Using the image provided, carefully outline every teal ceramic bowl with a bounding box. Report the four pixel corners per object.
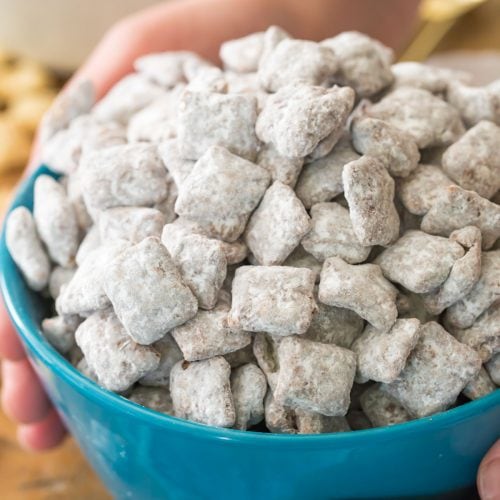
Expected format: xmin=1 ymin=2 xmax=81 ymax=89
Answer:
xmin=1 ymin=166 xmax=499 ymax=500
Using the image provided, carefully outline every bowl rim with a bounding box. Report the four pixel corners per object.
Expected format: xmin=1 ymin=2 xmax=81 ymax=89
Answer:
xmin=1 ymin=165 xmax=499 ymax=448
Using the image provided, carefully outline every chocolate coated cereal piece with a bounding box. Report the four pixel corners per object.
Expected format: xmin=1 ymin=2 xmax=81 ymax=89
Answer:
xmin=177 ymin=90 xmax=259 ymax=161
xmin=57 ymin=240 xmax=130 ymax=316
xmin=486 ymin=354 xmax=500 ymax=385
xmin=447 ymin=79 xmax=500 ymax=127
xmin=450 ymin=303 xmax=500 ymax=362
xmin=93 ymin=74 xmax=164 ymax=124
xmin=360 ymin=384 xmax=411 ymax=427
xmin=129 ymin=386 xmax=173 ymax=414
xmin=228 ymin=266 xmax=317 ymax=336
xmin=302 ymin=202 xmax=372 ymax=264
xmin=257 ymin=144 xmax=304 ymax=187
xmin=224 ymin=343 xmax=257 ymax=368
xmin=170 ymin=357 xmax=235 ymax=427
xmin=103 ymin=237 xmax=198 ymax=345
xmin=259 ymin=39 xmax=338 ymax=92
xmin=367 ymin=87 xmax=465 ymax=148
xmin=274 ymin=336 xmax=356 ymax=416
xmin=41 ymin=315 xmax=81 ymax=354
xmin=295 ymin=135 xmax=360 ymax=209
xmin=351 ymin=117 xmax=420 ymax=178
xmin=421 ymin=186 xmax=500 ymax=250
xmin=34 ymin=175 xmax=79 ymax=267
xmin=422 ymin=227 xmax=482 ymax=315
xmin=264 ymin=391 xmax=297 ymax=434
xmin=322 ymin=31 xmax=393 ymax=97
xmin=244 ymin=181 xmax=311 ymax=266
xmin=295 ymin=411 xmax=351 ymax=434
xmin=6 ymin=207 xmax=50 ymax=291
xmin=441 ymin=120 xmax=500 ymax=199
xmin=175 ymin=146 xmax=270 ymax=242
xmin=283 ymin=246 xmax=322 ymax=282
xmin=139 ymin=334 xmax=183 ymax=388
xmin=80 ymin=144 xmax=169 ymax=216
xmin=220 ymin=32 xmax=265 ymax=73
xmin=375 ymin=230 xmax=465 ymax=294
xmin=172 ymin=302 xmax=251 ymax=361
xmin=397 ymin=164 xmax=455 ymax=216
xmin=381 ymin=322 xmax=481 ymax=418
xmin=318 ymin=257 xmax=398 ymax=333
xmin=256 ymin=84 xmax=355 ymax=159
xmin=462 ymin=367 xmax=496 ymax=400
xmin=352 ymin=319 xmax=421 ymax=383
xmin=75 ymin=309 xmax=160 ymax=393
xmin=346 ymin=410 xmax=373 ymax=431
xmin=98 ymin=207 xmax=165 ymax=244
xmin=231 ymin=363 xmax=267 ymax=430
xmin=48 ymin=266 xmax=76 ymax=300
xmin=343 ymin=156 xmax=400 ymax=246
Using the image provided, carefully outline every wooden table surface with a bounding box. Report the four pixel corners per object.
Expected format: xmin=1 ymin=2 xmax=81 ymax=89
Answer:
xmin=0 ymin=1 xmax=499 ymax=497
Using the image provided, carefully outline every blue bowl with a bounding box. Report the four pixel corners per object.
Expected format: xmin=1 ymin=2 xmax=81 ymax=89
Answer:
xmin=1 ymin=166 xmax=499 ymax=500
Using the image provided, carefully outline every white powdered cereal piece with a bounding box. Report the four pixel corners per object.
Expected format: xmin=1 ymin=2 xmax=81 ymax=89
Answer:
xmin=93 ymin=74 xmax=164 ymax=124
xmin=75 ymin=309 xmax=160 ymax=393
xmin=283 ymin=246 xmax=322 ymax=282
xmin=163 ymin=232 xmax=226 ymax=309
xmin=351 ymin=117 xmax=420 ymax=178
xmin=139 ymin=334 xmax=183 ymax=388
xmin=375 ymin=230 xmax=465 ymax=294
xmin=76 ymin=357 xmax=98 ymax=382
xmin=397 ymin=164 xmax=456 ymax=216
xmin=462 ymin=367 xmax=496 ymax=400
xmin=381 ymin=322 xmax=481 ymax=418
xmin=75 ymin=225 xmax=101 ymax=266
xmin=186 ymin=66 xmax=227 ymax=93
xmin=6 ymin=207 xmax=50 ymax=291
xmin=450 ymin=303 xmax=500 ymax=362
xmin=171 ymin=302 xmax=251 ymax=361
xmin=80 ymin=144 xmax=169 ymax=216
xmin=352 ymin=319 xmax=421 ymax=383
xmin=224 ymin=343 xmax=257 ymax=369
xmin=360 ymin=384 xmax=411 ymax=427
xmin=421 ymin=186 xmax=500 ymax=249
xmin=157 ymin=139 xmax=195 ymax=189
xmin=319 ymin=257 xmax=398 ymax=333
xmin=264 ymin=391 xmax=297 ymax=434
xmin=302 ymin=202 xmax=372 ymax=264
xmin=228 ymin=266 xmax=317 ymax=336
xmin=486 ymin=354 xmax=500 ymax=385
xmin=177 ymin=90 xmax=259 ymax=161
xmin=391 ymin=62 xmax=470 ymax=94
xmin=257 ymin=143 xmax=304 ymax=187
xmin=447 ymin=79 xmax=500 ymax=127
xmin=244 ymin=181 xmax=311 ymax=266
xmin=66 ymin=170 xmax=93 ymax=231
xmin=259 ymin=39 xmax=338 ymax=92
xmin=175 ymin=146 xmax=270 ymax=242
xmin=170 ymin=357 xmax=235 ymax=427
xmin=129 ymin=386 xmax=173 ymax=414
xmin=48 ymin=266 xmax=76 ymax=300
xmin=367 ymin=87 xmax=465 ymax=148
xmin=343 ymin=156 xmax=400 ymax=246
xmin=295 ymin=410 xmax=351 ymax=434
xmin=441 ymin=120 xmax=500 ymax=199
xmin=103 ymin=237 xmax=198 ymax=345
xmin=274 ymin=336 xmax=356 ymax=416
xmin=422 ymin=227 xmax=482 ymax=315
xmin=256 ymin=84 xmax=355 ymax=158
xmin=98 ymin=207 xmax=165 ymax=244
xmin=253 ymin=333 xmax=282 ymax=391
xmin=41 ymin=315 xmax=81 ymax=354
xmin=295 ymin=135 xmax=360 ymax=209
xmin=57 ymin=240 xmax=130 ymax=316
xmin=231 ymin=363 xmax=267 ymax=430
xmin=322 ymin=31 xmax=394 ymax=97
xmin=33 ymin=175 xmax=79 ymax=267
xmin=220 ymin=32 xmax=265 ymax=73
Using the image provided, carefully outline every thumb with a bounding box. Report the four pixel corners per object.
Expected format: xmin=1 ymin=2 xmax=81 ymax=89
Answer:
xmin=478 ymin=439 xmax=500 ymax=500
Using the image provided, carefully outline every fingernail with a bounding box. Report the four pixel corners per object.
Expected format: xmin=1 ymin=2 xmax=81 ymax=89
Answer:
xmin=479 ymin=458 xmax=500 ymax=500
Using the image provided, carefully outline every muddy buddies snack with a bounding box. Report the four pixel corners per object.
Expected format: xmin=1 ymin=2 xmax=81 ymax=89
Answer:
xmin=7 ymin=26 xmax=498 ymax=434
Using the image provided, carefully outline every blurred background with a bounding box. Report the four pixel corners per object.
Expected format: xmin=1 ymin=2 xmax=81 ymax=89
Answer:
xmin=0 ymin=0 xmax=498 ymax=498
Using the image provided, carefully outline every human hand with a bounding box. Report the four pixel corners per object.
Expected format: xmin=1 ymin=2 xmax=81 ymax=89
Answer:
xmin=478 ymin=440 xmax=500 ymax=500
xmin=0 ymin=0 xmax=419 ymax=450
